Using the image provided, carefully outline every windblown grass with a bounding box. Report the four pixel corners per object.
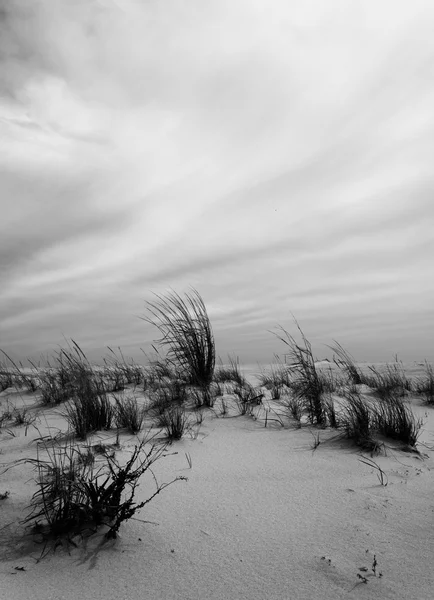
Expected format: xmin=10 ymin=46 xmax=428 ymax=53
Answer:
xmin=0 ymin=364 xmax=14 ymax=393
xmin=39 ymin=342 xmax=97 ymax=405
xmin=329 ymin=341 xmax=365 ymax=385
xmin=338 ymin=385 xmax=421 ymax=451
xmin=415 ymin=361 xmax=434 ymax=405
xmin=364 ymin=361 xmax=413 ymax=399
xmin=0 ymin=351 xmax=40 ymax=392
xmin=374 ymin=392 xmax=422 ymax=447
xmin=340 ymin=388 xmax=377 ymax=452
xmin=105 ymin=347 xmax=144 ymax=387
xmin=214 ymin=356 xmax=246 ymax=387
xmin=257 ymin=360 xmax=293 ymax=397
xmin=273 ymin=321 xmax=327 ymax=426
xmin=142 ymin=288 xmax=215 ymax=388
xmin=40 ymin=370 xmax=74 ymax=405
xmin=64 ymin=376 xmax=114 ymax=439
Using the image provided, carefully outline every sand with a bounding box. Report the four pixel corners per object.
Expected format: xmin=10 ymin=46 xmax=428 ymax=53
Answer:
xmin=0 ymin=378 xmax=433 ymax=600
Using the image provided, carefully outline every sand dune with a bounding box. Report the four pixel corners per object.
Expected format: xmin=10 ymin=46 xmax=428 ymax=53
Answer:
xmin=0 ymin=371 xmax=433 ymax=600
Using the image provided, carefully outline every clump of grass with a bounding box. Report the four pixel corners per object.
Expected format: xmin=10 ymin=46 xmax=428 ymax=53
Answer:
xmin=40 ymin=370 xmax=74 ymax=405
xmin=102 ymin=365 xmax=126 ymax=393
xmin=340 ymin=388 xmax=378 ymax=452
xmin=0 ymin=402 xmax=36 ymax=432
xmin=273 ymin=321 xmax=326 ymax=426
xmin=157 ymin=405 xmax=190 ymax=441
xmin=374 ymin=393 xmax=422 ymax=447
xmin=232 ymin=383 xmax=263 ymax=416
xmin=365 ymin=360 xmax=413 ymax=399
xmin=104 ymin=347 xmax=144 ymax=387
xmin=0 ymin=365 xmax=14 ymax=392
xmin=114 ymin=395 xmax=145 ymax=434
xmin=280 ymin=396 xmax=304 ymax=427
xmin=147 ymin=380 xmax=187 ymax=418
xmin=0 ymin=402 xmax=14 ymax=427
xmin=337 ymin=384 xmax=421 ymax=451
xmin=39 ymin=341 xmax=101 ymax=406
xmin=318 ymin=367 xmax=341 ymax=394
xmin=214 ymin=357 xmax=246 ymax=387
xmin=257 ymin=360 xmax=293 ymax=391
xmin=415 ymin=361 xmax=434 ymax=405
xmin=323 ymin=396 xmax=340 ymax=428
xmin=12 ymin=406 xmax=36 ymax=428
xmin=145 ymin=356 xmax=180 ymax=384
xmin=190 ymin=385 xmax=216 ymax=409
xmin=64 ymin=379 xmax=114 ymax=439
xmin=17 ymin=434 xmax=186 ymax=555
xmin=329 ymin=342 xmax=365 ymax=385
xmin=76 ymin=445 xmax=96 ymax=468
xmin=142 ymin=288 xmax=215 ymax=389
xmin=0 ymin=351 xmax=40 ymax=393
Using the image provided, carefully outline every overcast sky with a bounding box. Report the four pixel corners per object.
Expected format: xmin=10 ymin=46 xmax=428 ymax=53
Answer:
xmin=1 ymin=0 xmax=434 ymax=365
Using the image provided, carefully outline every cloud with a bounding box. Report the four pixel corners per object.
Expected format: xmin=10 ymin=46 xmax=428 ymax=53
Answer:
xmin=1 ymin=0 xmax=434 ymax=363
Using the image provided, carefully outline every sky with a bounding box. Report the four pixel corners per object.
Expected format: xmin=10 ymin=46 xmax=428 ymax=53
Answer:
xmin=1 ymin=0 xmax=434 ymax=366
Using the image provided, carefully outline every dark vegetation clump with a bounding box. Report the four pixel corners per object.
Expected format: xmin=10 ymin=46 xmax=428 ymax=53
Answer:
xmin=273 ymin=321 xmax=327 ymax=426
xmin=214 ymin=357 xmax=246 ymax=387
xmin=142 ymin=288 xmax=215 ymax=389
xmin=14 ymin=434 xmax=185 ymax=556
xmin=415 ymin=361 xmax=434 ymax=405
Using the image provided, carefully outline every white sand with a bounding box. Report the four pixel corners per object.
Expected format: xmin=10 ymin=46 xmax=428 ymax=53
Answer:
xmin=0 ymin=385 xmax=433 ymax=600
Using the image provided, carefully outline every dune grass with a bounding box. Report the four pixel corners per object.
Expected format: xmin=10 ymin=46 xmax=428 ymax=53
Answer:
xmin=156 ymin=404 xmax=191 ymax=441
xmin=1 ymin=298 xmax=431 ymax=562
xmin=363 ymin=362 xmax=413 ymax=399
xmin=273 ymin=321 xmax=327 ymax=426
xmin=190 ymin=385 xmax=216 ymax=409
xmin=104 ymin=347 xmax=144 ymax=388
xmin=415 ymin=361 xmax=434 ymax=405
xmin=214 ymin=356 xmax=247 ymax=387
xmin=340 ymin=388 xmax=377 ymax=451
xmin=374 ymin=392 xmax=422 ymax=447
xmin=232 ymin=382 xmax=263 ymax=416
xmin=0 ymin=363 xmax=15 ymax=393
xmin=0 ymin=351 xmax=40 ymax=393
xmin=114 ymin=395 xmax=146 ymax=434
xmin=63 ymin=373 xmax=114 ymax=439
xmin=329 ymin=341 xmax=365 ymax=385
xmin=15 ymin=433 xmax=186 ymax=555
xmin=256 ymin=359 xmax=294 ymax=400
xmin=280 ymin=396 xmax=304 ymax=427
xmin=142 ymin=288 xmax=215 ymax=389
xmin=338 ymin=385 xmax=422 ymax=452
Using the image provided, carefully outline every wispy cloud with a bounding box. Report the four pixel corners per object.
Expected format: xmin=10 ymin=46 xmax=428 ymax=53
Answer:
xmin=1 ymin=0 xmax=434 ymax=363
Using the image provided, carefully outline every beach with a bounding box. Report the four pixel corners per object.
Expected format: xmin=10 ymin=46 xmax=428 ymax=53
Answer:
xmin=1 ymin=360 xmax=433 ymax=600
